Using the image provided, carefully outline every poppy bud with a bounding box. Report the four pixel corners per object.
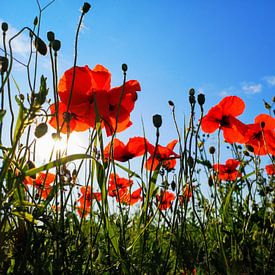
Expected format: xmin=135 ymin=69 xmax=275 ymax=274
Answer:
xmin=189 ymin=88 xmax=195 ymax=96
xmin=82 ymin=2 xmax=91 ymax=14
xmin=47 ymin=31 xmax=55 ymax=42
xmin=52 ymin=40 xmax=61 ymax=52
xmin=153 ymin=114 xmax=162 ymax=128
xmin=52 ymin=132 xmax=61 ymax=141
xmin=209 ymin=146 xmax=215 ymax=154
xmin=208 ymin=176 xmax=213 ymax=187
xmin=187 ymin=156 xmax=194 ymax=167
xmin=189 ymin=95 xmax=196 ymax=104
xmin=35 ymin=123 xmax=48 ymax=138
xmin=168 ymin=100 xmax=174 ymax=107
xmin=34 ymin=37 xmax=47 ymax=56
xmin=1 ymin=22 xmax=8 ymax=32
xmin=63 ymin=112 xmax=72 ymax=123
xmin=243 ymin=150 xmax=250 ymax=157
xmin=197 ymin=93 xmax=205 ymax=106
xmin=122 ymin=63 xmax=128 ymax=72
xmin=0 ymin=56 xmax=9 ymax=72
xmin=264 ymin=101 xmax=271 ymax=110
xmin=273 ymin=96 xmax=275 ymax=103
xmin=246 ymin=144 xmax=254 ymax=153
xmin=19 ymin=94 xmax=25 ymax=101
xmin=260 ymin=121 xmax=265 ymax=129
xmin=33 ymin=16 xmax=38 ymax=26
xmin=171 ymin=180 xmax=176 ymax=191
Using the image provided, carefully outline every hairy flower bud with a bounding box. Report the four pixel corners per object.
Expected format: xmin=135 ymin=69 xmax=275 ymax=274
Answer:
xmin=197 ymin=93 xmax=205 ymax=106
xmin=52 ymin=39 xmax=61 ymax=52
xmin=209 ymin=146 xmax=215 ymax=154
xmin=34 ymin=37 xmax=47 ymax=56
xmin=82 ymin=2 xmax=91 ymax=14
xmin=189 ymin=95 xmax=196 ymax=104
xmin=0 ymin=56 xmax=9 ymax=72
xmin=168 ymin=100 xmax=174 ymax=107
xmin=189 ymin=88 xmax=195 ymax=96
xmin=33 ymin=16 xmax=38 ymax=26
xmin=35 ymin=123 xmax=48 ymax=138
xmin=152 ymin=114 xmax=162 ymax=128
xmin=1 ymin=22 xmax=8 ymax=32
xmin=187 ymin=156 xmax=194 ymax=167
xmin=47 ymin=31 xmax=55 ymax=42
xmin=246 ymin=144 xmax=254 ymax=153
xmin=122 ymin=63 xmax=128 ymax=72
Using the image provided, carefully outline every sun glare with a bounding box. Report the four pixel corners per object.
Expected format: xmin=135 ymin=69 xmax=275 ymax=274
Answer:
xmin=35 ymin=132 xmax=86 ymax=163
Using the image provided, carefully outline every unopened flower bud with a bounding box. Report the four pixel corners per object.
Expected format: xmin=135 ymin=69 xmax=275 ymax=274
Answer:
xmin=209 ymin=146 xmax=215 ymax=154
xmin=189 ymin=88 xmax=195 ymax=96
xmin=34 ymin=37 xmax=47 ymax=56
xmin=63 ymin=112 xmax=72 ymax=123
xmin=243 ymin=150 xmax=250 ymax=157
xmin=187 ymin=156 xmax=194 ymax=167
xmin=0 ymin=56 xmax=9 ymax=72
xmin=208 ymin=176 xmax=213 ymax=187
xmin=47 ymin=31 xmax=55 ymax=42
xmin=35 ymin=123 xmax=48 ymax=138
xmin=52 ymin=132 xmax=61 ymax=141
xmin=122 ymin=63 xmax=128 ymax=72
xmin=264 ymin=101 xmax=271 ymax=110
xmin=246 ymin=144 xmax=254 ymax=153
xmin=171 ymin=180 xmax=176 ymax=191
xmin=152 ymin=114 xmax=162 ymax=128
xmin=168 ymin=100 xmax=174 ymax=107
xmin=273 ymin=96 xmax=275 ymax=103
xmin=19 ymin=94 xmax=25 ymax=101
xmin=1 ymin=22 xmax=8 ymax=32
xmin=197 ymin=93 xmax=205 ymax=106
xmin=33 ymin=16 xmax=38 ymax=26
xmin=189 ymin=95 xmax=196 ymax=104
xmin=52 ymin=40 xmax=61 ymax=52
xmin=82 ymin=2 xmax=91 ymax=14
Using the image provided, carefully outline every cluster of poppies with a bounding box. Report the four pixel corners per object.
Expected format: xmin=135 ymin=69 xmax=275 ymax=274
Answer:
xmin=201 ymin=96 xmax=275 ymax=155
xmin=44 ymin=69 xmax=274 ymax=215
xmin=49 ymin=65 xmax=141 ymax=136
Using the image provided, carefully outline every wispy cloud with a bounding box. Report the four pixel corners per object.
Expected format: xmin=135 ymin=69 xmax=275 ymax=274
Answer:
xmin=218 ymin=86 xmax=236 ymax=97
xmin=263 ymin=75 xmax=275 ymax=86
xmin=0 ymin=18 xmax=31 ymax=62
xmin=241 ymin=82 xmax=262 ymax=94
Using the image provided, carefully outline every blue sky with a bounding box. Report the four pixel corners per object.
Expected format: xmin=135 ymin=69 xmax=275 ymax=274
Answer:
xmin=1 ymin=0 xmax=275 ymax=158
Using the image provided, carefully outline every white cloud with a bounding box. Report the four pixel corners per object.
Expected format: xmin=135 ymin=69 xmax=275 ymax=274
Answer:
xmin=241 ymin=82 xmax=262 ymax=94
xmin=263 ymin=75 xmax=275 ymax=86
xmin=218 ymin=86 xmax=235 ymax=97
xmin=0 ymin=18 xmax=32 ymax=62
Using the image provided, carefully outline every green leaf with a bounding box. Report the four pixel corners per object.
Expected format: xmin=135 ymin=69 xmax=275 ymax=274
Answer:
xmin=24 ymin=154 xmax=95 ymax=176
xmin=12 ymin=211 xmax=38 ymax=224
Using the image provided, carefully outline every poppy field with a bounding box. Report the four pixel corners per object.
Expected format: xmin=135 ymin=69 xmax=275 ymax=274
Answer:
xmin=0 ymin=2 xmax=274 ymax=274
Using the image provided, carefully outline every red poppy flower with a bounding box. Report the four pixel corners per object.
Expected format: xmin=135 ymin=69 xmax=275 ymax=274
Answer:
xmin=77 ymin=186 xmax=101 ymax=218
xmin=49 ymin=102 xmax=91 ymax=133
xmin=108 ymin=174 xmax=133 ymax=197
xmin=244 ymin=114 xmax=275 ymax=155
xmin=104 ymin=137 xmax=148 ymax=162
xmin=213 ymin=159 xmax=241 ymax=181
xmin=117 ymin=187 xmax=142 ymax=205
xmin=145 ymin=140 xmax=179 ymax=171
xmin=201 ymin=96 xmax=247 ymax=143
xmin=50 ymin=65 xmax=141 ymax=136
xmin=156 ymin=190 xmax=175 ymax=210
xmin=24 ymin=172 xmax=56 ymax=199
xmin=78 ymin=186 xmax=101 ymax=209
xmin=265 ymin=164 xmax=275 ymax=175
xmin=179 ymin=184 xmax=193 ymax=205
